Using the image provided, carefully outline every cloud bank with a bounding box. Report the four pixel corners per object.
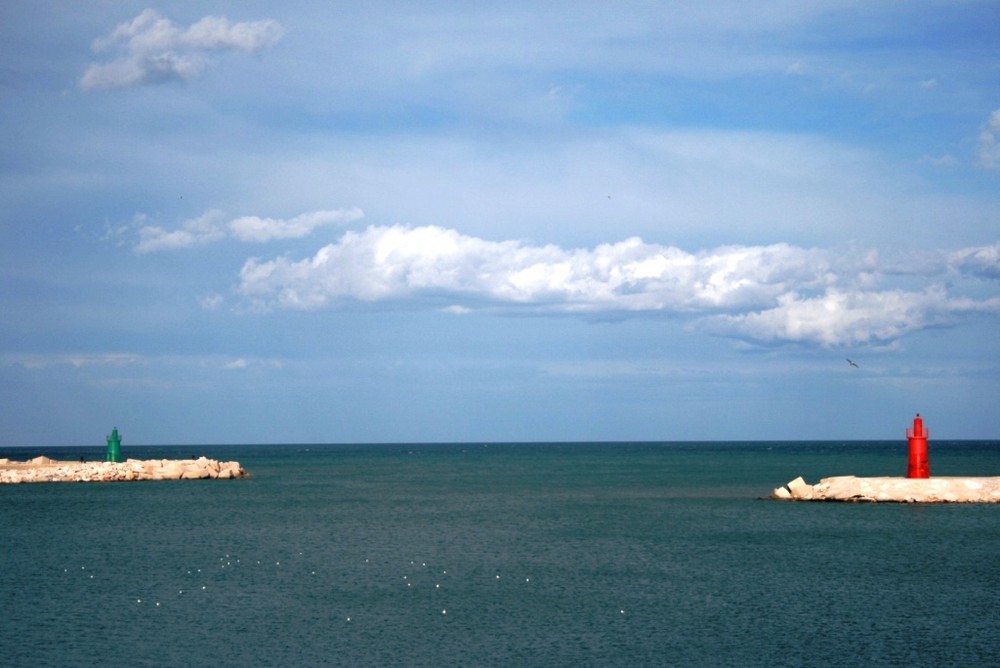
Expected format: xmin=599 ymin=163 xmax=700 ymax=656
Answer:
xmin=135 ymin=208 xmax=363 ymax=253
xmin=237 ymin=225 xmax=1000 ymax=348
xmin=81 ymin=9 xmax=284 ymax=91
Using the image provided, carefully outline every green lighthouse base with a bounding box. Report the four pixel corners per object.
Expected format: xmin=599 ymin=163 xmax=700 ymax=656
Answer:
xmin=106 ymin=427 xmax=123 ymax=463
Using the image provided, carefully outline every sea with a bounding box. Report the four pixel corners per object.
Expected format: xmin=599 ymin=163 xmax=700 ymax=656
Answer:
xmin=1 ymin=440 xmax=998 ymax=667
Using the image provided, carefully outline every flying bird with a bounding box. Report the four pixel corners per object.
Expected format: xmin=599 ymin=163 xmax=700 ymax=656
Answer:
xmin=846 ymin=358 xmax=859 ymax=368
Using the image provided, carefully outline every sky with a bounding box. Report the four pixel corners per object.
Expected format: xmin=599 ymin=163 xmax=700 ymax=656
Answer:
xmin=1 ymin=1 xmax=998 ymax=446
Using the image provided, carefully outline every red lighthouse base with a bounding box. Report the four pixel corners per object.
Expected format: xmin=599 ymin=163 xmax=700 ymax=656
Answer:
xmin=906 ymin=414 xmax=930 ymax=479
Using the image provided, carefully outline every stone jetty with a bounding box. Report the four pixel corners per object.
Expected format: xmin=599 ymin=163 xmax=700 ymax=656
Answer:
xmin=772 ymin=475 xmax=1000 ymax=503
xmin=0 ymin=456 xmax=248 ymax=484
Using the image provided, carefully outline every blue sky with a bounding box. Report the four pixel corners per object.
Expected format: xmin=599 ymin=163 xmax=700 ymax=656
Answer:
xmin=1 ymin=1 xmax=998 ymax=445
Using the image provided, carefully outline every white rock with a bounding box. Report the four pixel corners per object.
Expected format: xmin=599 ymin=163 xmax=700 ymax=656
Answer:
xmin=771 ymin=485 xmax=792 ymax=499
xmin=786 ymin=476 xmax=814 ymax=500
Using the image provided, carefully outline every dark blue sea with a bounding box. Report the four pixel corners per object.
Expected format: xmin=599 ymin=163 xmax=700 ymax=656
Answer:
xmin=1 ymin=441 xmax=998 ymax=667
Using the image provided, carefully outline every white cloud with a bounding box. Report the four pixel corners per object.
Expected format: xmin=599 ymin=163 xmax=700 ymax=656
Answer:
xmin=236 ymin=224 xmax=869 ymax=312
xmin=229 ymin=208 xmax=364 ymax=242
xmin=979 ymin=109 xmax=1000 ymax=169
xmin=236 ymin=224 xmax=998 ymax=347
xmin=134 ymin=208 xmax=361 ymax=254
xmin=81 ymin=9 xmax=284 ymax=91
xmin=949 ymin=243 xmax=1000 ymax=280
xmin=198 ymin=293 xmax=225 ymax=311
xmin=182 ymin=15 xmax=285 ymax=52
xmin=220 ymin=357 xmax=284 ymax=371
xmin=704 ymin=287 xmax=951 ymax=347
xmin=3 ymin=353 xmax=143 ymax=370
xmin=223 ymin=358 xmax=249 ymax=370
xmin=135 ymin=210 xmax=226 ymax=253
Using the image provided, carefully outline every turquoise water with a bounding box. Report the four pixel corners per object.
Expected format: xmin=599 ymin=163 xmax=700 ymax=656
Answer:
xmin=1 ymin=441 xmax=998 ymax=667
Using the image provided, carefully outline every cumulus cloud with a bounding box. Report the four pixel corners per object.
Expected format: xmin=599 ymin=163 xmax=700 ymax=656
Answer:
xmin=235 ymin=225 xmax=999 ymax=347
xmin=704 ymin=287 xmax=958 ymax=347
xmin=134 ymin=208 xmax=362 ymax=254
xmin=81 ymin=9 xmax=284 ymax=91
xmin=949 ymin=243 xmax=1000 ymax=280
xmin=237 ymin=225 xmax=854 ymax=311
xmin=979 ymin=109 xmax=1000 ymax=169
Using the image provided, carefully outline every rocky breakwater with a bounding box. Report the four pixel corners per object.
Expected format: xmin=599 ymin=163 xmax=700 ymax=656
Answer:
xmin=772 ymin=475 xmax=1000 ymax=503
xmin=0 ymin=456 xmax=249 ymax=484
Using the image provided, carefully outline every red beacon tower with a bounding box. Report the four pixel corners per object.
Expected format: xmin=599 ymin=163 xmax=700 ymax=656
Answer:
xmin=906 ymin=414 xmax=930 ymax=478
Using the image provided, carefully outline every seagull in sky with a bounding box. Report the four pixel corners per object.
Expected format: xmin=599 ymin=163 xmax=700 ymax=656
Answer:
xmin=846 ymin=358 xmax=859 ymax=368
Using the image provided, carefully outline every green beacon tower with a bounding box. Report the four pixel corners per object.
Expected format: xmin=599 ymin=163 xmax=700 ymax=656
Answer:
xmin=106 ymin=427 xmax=123 ymax=463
